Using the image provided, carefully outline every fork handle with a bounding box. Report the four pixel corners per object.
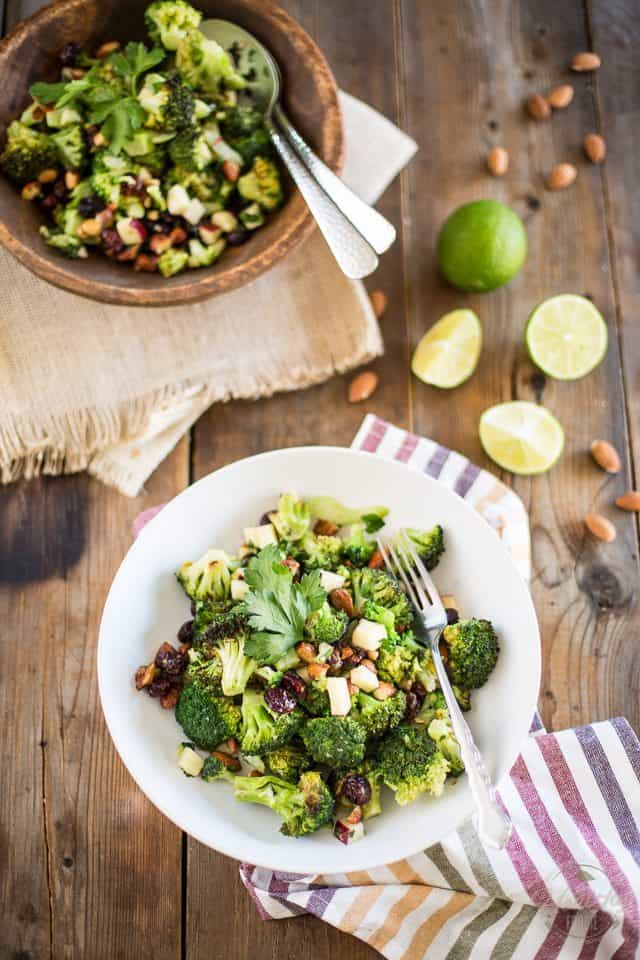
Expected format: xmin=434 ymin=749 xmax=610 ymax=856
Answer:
xmin=430 ymin=647 xmax=513 ymax=849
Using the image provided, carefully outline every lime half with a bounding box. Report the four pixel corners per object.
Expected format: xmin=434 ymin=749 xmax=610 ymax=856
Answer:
xmin=479 ymin=401 xmax=564 ymax=475
xmin=412 ymin=309 xmax=482 ymax=388
xmin=526 ymin=294 xmax=607 ymax=380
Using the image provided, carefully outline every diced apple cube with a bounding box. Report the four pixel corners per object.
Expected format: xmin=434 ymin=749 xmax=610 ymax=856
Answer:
xmin=230 ymin=579 xmax=248 ymax=601
xmin=326 ymin=676 xmax=352 ymax=716
xmin=350 ymin=664 xmax=380 ymax=693
xmin=352 ymin=619 xmax=386 ymax=651
xmin=167 ymin=184 xmax=190 ymax=216
xmin=243 ymin=524 xmax=277 ymax=549
xmin=319 ymin=570 xmax=346 ymax=592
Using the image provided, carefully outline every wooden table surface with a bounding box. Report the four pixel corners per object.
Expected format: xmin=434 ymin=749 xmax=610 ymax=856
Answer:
xmin=1 ymin=0 xmax=639 ymax=957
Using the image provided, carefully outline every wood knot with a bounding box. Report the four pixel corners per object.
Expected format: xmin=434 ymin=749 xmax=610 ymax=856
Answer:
xmin=576 ymin=563 xmax=634 ymax=611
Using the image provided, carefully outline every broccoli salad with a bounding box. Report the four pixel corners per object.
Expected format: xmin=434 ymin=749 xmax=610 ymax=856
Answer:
xmin=135 ymin=494 xmax=500 ymax=843
xmin=0 ymin=1 xmax=283 ymax=275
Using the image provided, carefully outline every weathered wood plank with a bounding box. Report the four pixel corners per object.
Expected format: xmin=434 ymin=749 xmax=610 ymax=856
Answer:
xmin=398 ymin=0 xmax=640 ymax=732
xmin=186 ymin=0 xmax=406 ymax=955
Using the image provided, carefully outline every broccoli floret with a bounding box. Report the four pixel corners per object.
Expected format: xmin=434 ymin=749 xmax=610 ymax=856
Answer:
xmin=39 ymin=226 xmax=88 ymax=259
xmin=175 ymin=682 xmax=241 ymax=750
xmin=269 ymin=493 xmax=310 ymax=542
xmin=353 ymin=690 xmax=407 ymax=738
xmin=240 ymin=689 xmax=303 ymax=756
xmin=239 ymin=202 xmax=265 ymax=231
xmin=301 ymin=679 xmax=331 ymax=717
xmin=301 ymin=717 xmax=366 ymax=769
xmin=296 ymin=532 xmax=343 ymax=571
xmin=442 ymin=619 xmax=499 ymax=689
xmin=192 ymin=599 xmax=248 ymax=646
xmin=51 ymin=124 xmax=87 ymax=170
xmin=377 ymin=724 xmax=450 ymax=804
xmin=351 ymin=568 xmax=415 ymax=629
xmin=264 ymin=745 xmax=311 ymax=783
xmin=183 ymin=647 xmax=223 ymax=694
xmin=361 ymin=600 xmax=398 ymax=641
xmin=201 ymin=753 xmax=236 ymax=783
xmin=167 ymin=165 xmax=218 ymax=201
xmin=138 ymin=71 xmax=195 ymax=131
xmin=376 ymin=641 xmax=417 ymax=689
xmin=168 ymin=126 xmax=213 ymax=171
xmin=237 ymin=156 xmax=282 ymax=211
xmin=0 ymin=121 xmax=57 ymax=184
xmin=428 ymin=716 xmax=464 ymax=775
xmin=158 ymin=247 xmax=189 ymax=277
xmin=177 ymin=548 xmax=234 ymax=601
xmin=393 ymin=525 xmax=445 ymax=572
xmin=145 ymin=0 xmax=202 ymax=50
xmin=341 ymin=523 xmax=375 ymax=566
xmin=416 ymin=690 xmax=448 ymax=725
xmin=229 ymin=128 xmax=273 ymax=167
xmin=217 ymin=634 xmax=256 ymax=696
xmin=90 ymin=169 xmax=122 ymax=205
xmin=234 ymin=771 xmax=334 ymax=837
xmin=305 ymin=602 xmax=348 ymax=644
xmin=20 ymin=100 xmax=46 ymax=127
xmin=176 ymin=31 xmax=246 ymax=95
xmin=453 ymin=685 xmax=472 ymax=711
xmin=220 ymin=106 xmax=263 ymax=138
xmin=188 ymin=237 xmax=226 ymax=268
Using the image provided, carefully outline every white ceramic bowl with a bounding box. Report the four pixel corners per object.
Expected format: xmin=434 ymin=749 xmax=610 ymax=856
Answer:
xmin=98 ymin=447 xmax=540 ymax=874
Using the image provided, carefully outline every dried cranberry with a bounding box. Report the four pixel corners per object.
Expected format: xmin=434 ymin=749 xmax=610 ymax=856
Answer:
xmin=40 ymin=194 xmax=58 ymax=211
xmin=52 ymin=180 xmax=69 ymax=201
xmin=121 ymin=176 xmax=146 ymax=198
xmin=259 ymin=511 xmax=274 ymax=526
xmin=343 ymin=648 xmax=366 ymax=669
xmin=264 ymin=685 xmax=297 ymax=715
xmin=155 ymin=646 xmax=188 ymax=676
xmin=227 ymin=228 xmax=249 ymax=246
xmin=446 ymin=608 xmax=459 ymax=625
xmin=281 ymin=670 xmax=306 ymax=699
xmin=178 ymin=620 xmax=194 ymax=645
xmin=101 ymin=228 xmax=124 ymax=255
xmin=60 ymin=42 xmax=81 ymax=67
xmin=341 ymin=774 xmax=371 ymax=806
xmin=78 ymin=194 xmax=105 ymax=218
xmin=148 ymin=676 xmax=173 ymax=698
xmin=405 ymin=691 xmax=420 ymax=722
xmin=411 ymin=680 xmax=427 ymax=699
xmin=327 ymin=647 xmax=342 ymax=668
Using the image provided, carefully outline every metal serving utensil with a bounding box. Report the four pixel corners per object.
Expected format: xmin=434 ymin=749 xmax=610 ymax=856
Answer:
xmin=200 ymin=19 xmax=396 ymax=279
xmin=378 ymin=530 xmax=513 ymax=850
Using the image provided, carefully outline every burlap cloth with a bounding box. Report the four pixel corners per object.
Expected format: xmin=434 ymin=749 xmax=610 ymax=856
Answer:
xmin=0 ymin=92 xmax=416 ymax=495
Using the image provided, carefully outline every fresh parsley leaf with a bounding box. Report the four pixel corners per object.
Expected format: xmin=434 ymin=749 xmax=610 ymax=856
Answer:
xmin=110 ymin=42 xmax=165 ymax=92
xmin=362 ymin=513 xmax=385 ymax=534
xmin=93 ymin=97 xmax=145 ymax=154
xmin=242 ymin=545 xmax=325 ymax=664
xmin=29 ymin=81 xmax=67 ymax=103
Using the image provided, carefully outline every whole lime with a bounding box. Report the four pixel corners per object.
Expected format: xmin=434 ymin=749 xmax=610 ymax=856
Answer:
xmin=437 ymin=199 xmax=527 ymax=292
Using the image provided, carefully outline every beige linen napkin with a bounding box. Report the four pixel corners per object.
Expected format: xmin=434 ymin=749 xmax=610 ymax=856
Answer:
xmin=0 ymin=92 xmax=416 ymax=496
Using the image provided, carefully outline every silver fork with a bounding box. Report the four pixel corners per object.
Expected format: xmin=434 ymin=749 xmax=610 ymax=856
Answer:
xmin=378 ymin=530 xmax=513 ymax=849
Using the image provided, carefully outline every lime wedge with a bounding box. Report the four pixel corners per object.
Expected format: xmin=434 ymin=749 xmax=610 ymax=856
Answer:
xmin=479 ymin=401 xmax=564 ymax=475
xmin=411 ymin=309 xmax=482 ymax=388
xmin=526 ymin=294 xmax=607 ymax=380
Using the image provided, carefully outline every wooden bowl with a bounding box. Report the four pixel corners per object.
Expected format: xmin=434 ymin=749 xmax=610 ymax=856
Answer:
xmin=0 ymin=0 xmax=342 ymax=305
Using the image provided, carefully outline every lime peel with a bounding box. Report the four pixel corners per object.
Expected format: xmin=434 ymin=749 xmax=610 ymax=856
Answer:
xmin=526 ymin=294 xmax=607 ymax=381
xmin=411 ymin=309 xmax=482 ymax=389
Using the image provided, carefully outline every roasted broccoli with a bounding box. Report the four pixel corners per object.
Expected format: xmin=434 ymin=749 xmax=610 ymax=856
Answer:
xmin=234 ymin=771 xmax=334 ymax=837
xmin=175 ymin=682 xmax=241 ymax=750
xmin=237 ymin=156 xmax=282 ymax=211
xmin=217 ymin=634 xmax=256 ymax=696
xmin=39 ymin=226 xmax=88 ymax=259
xmin=353 ymin=689 xmax=407 ymax=738
xmin=168 ymin=125 xmax=213 ymax=170
xmin=376 ymin=641 xmax=418 ymax=689
xmin=442 ymin=618 xmax=499 ymax=689
xmin=90 ymin=168 xmax=122 ymax=205
xmin=301 ymin=717 xmax=366 ymax=769
xmin=301 ymin=679 xmax=331 ymax=717
xmin=361 ymin=600 xmax=398 ymax=641
xmin=145 ymin=0 xmax=202 ymax=50
xmin=167 ymin=165 xmax=218 ymax=201
xmin=393 ymin=525 xmax=445 ymax=572
xmin=305 ymin=602 xmax=348 ymax=644
xmin=240 ymin=689 xmax=303 ymax=756
xmin=177 ymin=548 xmax=234 ymax=601
xmin=416 ymin=690 xmax=448 ymax=725
xmin=341 ymin=523 xmax=376 ymax=566
xmin=219 ymin=106 xmax=263 ymax=138
xmin=0 ymin=121 xmax=57 ymax=183
xmin=201 ymin=753 xmax=237 ymax=783
xmin=139 ymin=71 xmax=196 ymax=130
xmin=351 ymin=569 xmax=415 ymax=630
xmin=269 ymin=493 xmax=310 ymax=542
xmin=188 ymin=237 xmax=226 ymax=268
xmin=51 ymin=124 xmax=87 ymax=170
xmin=183 ymin=647 xmax=223 ymax=694
xmin=377 ymin=724 xmax=450 ymax=804
xmin=192 ymin=600 xmax=248 ymax=647
xmin=264 ymin=744 xmax=311 ymax=783
xmin=296 ymin=532 xmax=343 ymax=571
xmin=428 ymin=715 xmax=464 ymax=775
xmin=176 ymin=30 xmax=246 ymax=95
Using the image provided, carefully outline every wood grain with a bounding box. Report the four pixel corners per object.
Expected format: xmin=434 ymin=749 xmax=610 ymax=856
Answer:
xmin=2 ymin=1 xmax=640 ymax=958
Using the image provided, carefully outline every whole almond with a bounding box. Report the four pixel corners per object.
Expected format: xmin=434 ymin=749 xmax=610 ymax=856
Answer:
xmin=584 ymin=133 xmax=606 ymax=164
xmin=370 ymin=290 xmax=387 ymax=318
xmin=571 ymin=51 xmax=601 ymax=72
xmin=486 ymin=146 xmax=509 ymax=176
xmin=546 ymin=163 xmax=577 ymax=191
xmin=590 ymin=439 xmax=621 ymax=474
xmin=329 ymin=588 xmax=356 ymax=618
xmin=527 ymin=93 xmax=551 ymax=121
xmin=348 ymin=370 xmax=379 ymax=403
xmin=547 ymin=84 xmax=574 ymax=109
xmin=585 ymin=513 xmax=616 ymax=542
xmin=616 ymin=491 xmax=640 ymax=512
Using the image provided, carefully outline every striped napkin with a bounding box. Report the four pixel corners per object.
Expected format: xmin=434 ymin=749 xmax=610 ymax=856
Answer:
xmin=238 ymin=417 xmax=640 ymax=959
xmin=132 ymin=416 xmax=640 ymax=958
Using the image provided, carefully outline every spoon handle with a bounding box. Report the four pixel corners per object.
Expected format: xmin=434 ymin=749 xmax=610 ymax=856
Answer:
xmin=273 ymin=104 xmax=396 ymax=255
xmin=265 ymin=118 xmax=378 ymax=279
